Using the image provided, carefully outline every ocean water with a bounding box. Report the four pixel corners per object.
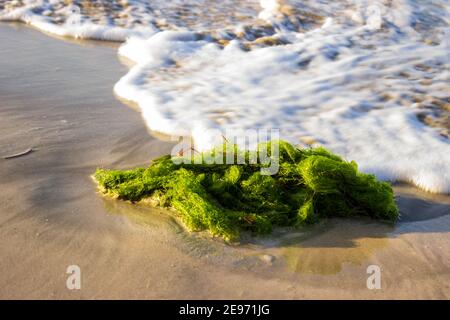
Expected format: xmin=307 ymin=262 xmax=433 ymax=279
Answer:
xmin=1 ymin=0 xmax=449 ymax=193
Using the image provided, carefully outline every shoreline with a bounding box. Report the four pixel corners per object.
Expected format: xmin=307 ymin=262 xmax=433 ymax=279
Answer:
xmin=1 ymin=22 xmax=449 ymax=299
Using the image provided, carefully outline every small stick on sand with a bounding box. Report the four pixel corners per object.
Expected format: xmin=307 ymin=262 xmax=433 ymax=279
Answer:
xmin=3 ymin=148 xmax=33 ymax=159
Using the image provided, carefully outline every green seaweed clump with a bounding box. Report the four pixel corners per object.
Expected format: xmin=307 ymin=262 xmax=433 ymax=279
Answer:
xmin=94 ymin=140 xmax=398 ymax=241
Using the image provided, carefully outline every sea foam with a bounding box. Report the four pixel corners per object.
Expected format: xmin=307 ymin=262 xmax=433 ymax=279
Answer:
xmin=1 ymin=0 xmax=449 ymax=193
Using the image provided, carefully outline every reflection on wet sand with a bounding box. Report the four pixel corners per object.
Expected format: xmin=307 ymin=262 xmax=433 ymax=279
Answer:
xmin=282 ymin=220 xmax=392 ymax=275
xmin=101 ymin=181 xmax=450 ymax=277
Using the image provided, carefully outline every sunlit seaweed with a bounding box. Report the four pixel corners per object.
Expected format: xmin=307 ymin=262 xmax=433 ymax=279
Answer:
xmin=94 ymin=140 xmax=398 ymax=241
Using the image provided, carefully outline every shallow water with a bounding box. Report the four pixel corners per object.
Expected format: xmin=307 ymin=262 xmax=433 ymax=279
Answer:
xmin=1 ymin=0 xmax=449 ymax=194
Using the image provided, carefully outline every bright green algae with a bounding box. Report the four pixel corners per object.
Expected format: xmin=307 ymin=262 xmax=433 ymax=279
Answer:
xmin=94 ymin=140 xmax=398 ymax=241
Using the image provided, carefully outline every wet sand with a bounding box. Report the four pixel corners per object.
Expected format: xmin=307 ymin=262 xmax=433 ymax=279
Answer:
xmin=0 ymin=23 xmax=449 ymax=299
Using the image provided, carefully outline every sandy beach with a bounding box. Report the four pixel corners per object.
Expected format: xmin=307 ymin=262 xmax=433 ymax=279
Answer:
xmin=0 ymin=23 xmax=449 ymax=299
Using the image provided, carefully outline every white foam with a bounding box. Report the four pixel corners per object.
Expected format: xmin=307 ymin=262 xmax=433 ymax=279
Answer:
xmin=114 ymin=0 xmax=450 ymax=193
xmin=258 ymin=0 xmax=282 ymax=22
xmin=2 ymin=0 xmax=450 ymax=193
xmin=0 ymin=0 xmax=157 ymax=40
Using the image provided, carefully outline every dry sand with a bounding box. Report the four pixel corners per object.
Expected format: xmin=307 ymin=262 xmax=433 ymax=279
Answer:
xmin=0 ymin=23 xmax=449 ymax=299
